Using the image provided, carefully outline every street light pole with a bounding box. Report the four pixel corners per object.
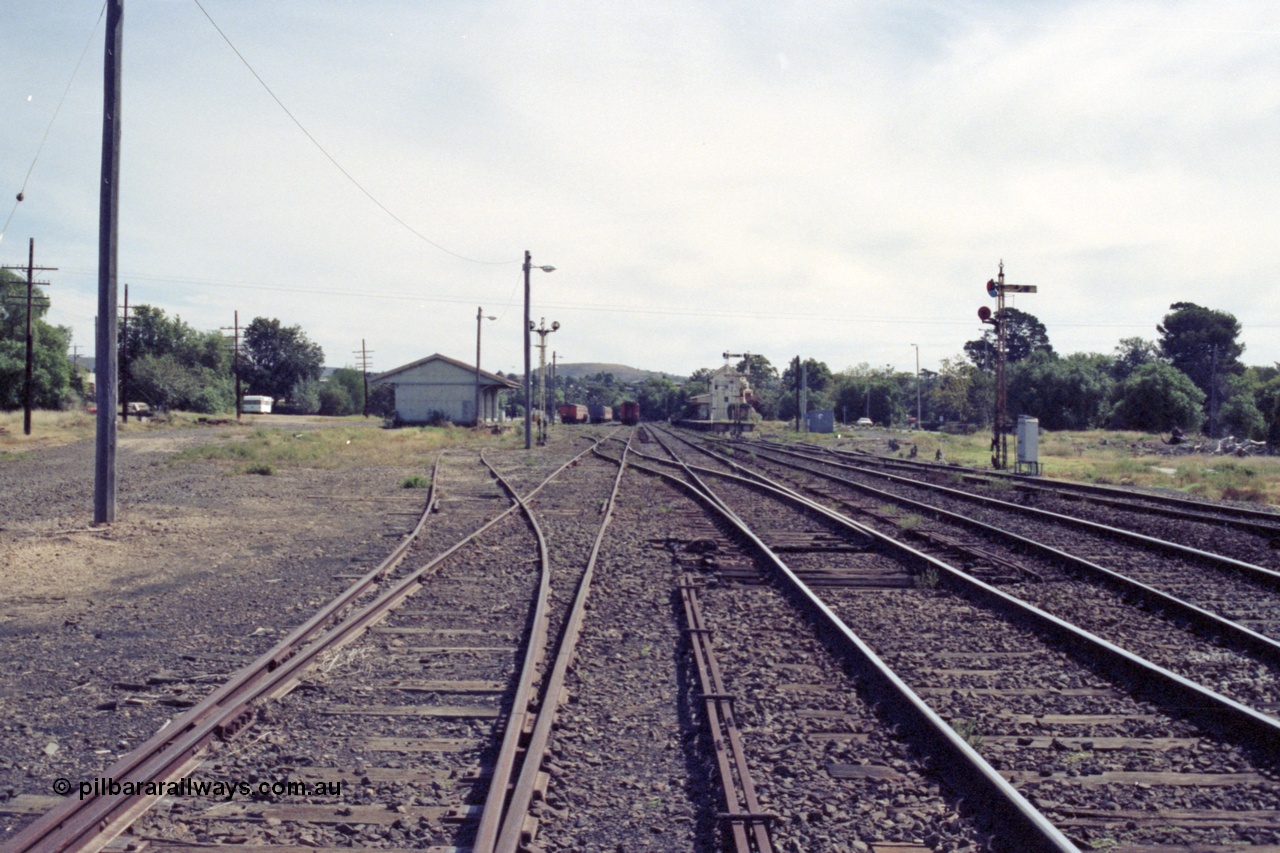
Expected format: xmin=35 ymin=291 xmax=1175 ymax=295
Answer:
xmin=911 ymin=343 xmax=920 ymax=430
xmin=522 ymin=251 xmax=555 ymax=449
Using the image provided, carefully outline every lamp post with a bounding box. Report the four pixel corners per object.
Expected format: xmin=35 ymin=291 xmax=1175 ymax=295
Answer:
xmin=911 ymin=343 xmax=920 ymax=430
xmin=531 ymin=318 xmax=560 ymax=444
xmin=474 ymin=307 xmax=496 ymax=427
xmin=523 ymin=251 xmax=556 ymax=449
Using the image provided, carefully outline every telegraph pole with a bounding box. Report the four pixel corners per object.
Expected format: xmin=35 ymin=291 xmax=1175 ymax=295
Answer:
xmin=800 ymin=360 xmax=808 ymax=433
xmin=793 ymin=356 xmax=800 ymax=432
xmin=120 ymin=283 xmax=128 ymax=422
xmin=353 ymin=339 xmax=374 ymax=417
xmin=95 ymin=0 xmax=123 ymax=525
xmin=220 ymin=311 xmax=241 ymax=420
xmin=1 ymin=239 xmax=55 ymax=435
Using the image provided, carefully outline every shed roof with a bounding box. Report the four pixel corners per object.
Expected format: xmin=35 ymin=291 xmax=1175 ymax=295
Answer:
xmin=372 ymin=353 xmax=520 ymax=389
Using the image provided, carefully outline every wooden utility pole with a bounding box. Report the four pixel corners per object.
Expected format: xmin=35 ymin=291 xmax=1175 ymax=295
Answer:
xmin=793 ymin=356 xmax=801 ymax=432
xmin=95 ymin=0 xmax=123 ymax=525
xmin=353 ymin=339 xmax=373 ymax=417
xmin=221 ymin=311 xmax=242 ymax=420
xmin=1 ymin=239 xmax=55 ymax=435
xmin=119 ymin=283 xmax=128 ymax=422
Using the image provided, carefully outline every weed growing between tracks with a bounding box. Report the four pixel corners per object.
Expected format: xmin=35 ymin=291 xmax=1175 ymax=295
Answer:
xmin=912 ymin=565 xmax=940 ymax=590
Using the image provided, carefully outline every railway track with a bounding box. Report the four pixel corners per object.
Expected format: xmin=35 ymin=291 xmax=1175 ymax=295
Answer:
xmin=676 ymin=432 xmax=1280 ymax=718
xmin=11 ymin=424 xmax=1280 ymax=852
xmin=5 ymin=436 xmax=629 ymax=852
xmin=638 ymin=426 xmax=1280 ymax=851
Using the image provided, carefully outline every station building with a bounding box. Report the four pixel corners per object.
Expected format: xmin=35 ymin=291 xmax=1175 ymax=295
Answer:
xmin=371 ymin=353 xmax=519 ymax=426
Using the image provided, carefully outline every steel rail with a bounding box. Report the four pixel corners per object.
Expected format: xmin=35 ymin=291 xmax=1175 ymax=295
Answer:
xmin=626 ymin=439 xmax=1081 ymax=853
xmin=732 ymin=440 xmax=1280 ymax=669
xmin=7 ymin=445 xmax=600 ymax=853
xmin=651 ymin=429 xmax=1280 ymax=755
xmin=743 ymin=438 xmax=1280 ymax=591
xmin=806 ymin=441 xmax=1280 ymax=533
xmin=470 ymin=449 xmax=558 ymax=853
xmin=488 ymin=438 xmax=634 ymax=852
xmin=4 ymin=451 xmax=446 ymax=853
xmin=678 ymin=576 xmax=775 ymax=853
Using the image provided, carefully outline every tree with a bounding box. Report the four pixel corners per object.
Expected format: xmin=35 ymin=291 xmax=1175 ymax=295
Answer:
xmin=1157 ymin=302 xmax=1244 ymax=400
xmin=1 ymin=269 xmax=73 ymax=411
xmin=963 ymin=307 xmax=1053 ymax=369
xmin=925 ymin=356 xmax=988 ymax=426
xmin=242 ymin=317 xmax=324 ymax=401
xmin=1216 ymin=373 xmax=1265 ymax=439
xmin=831 ymin=364 xmax=901 ymax=426
xmin=128 ymin=354 xmax=232 ymax=413
xmin=1111 ymin=337 xmax=1158 ymax=382
xmin=736 ymin=355 xmax=780 ymax=418
xmin=560 ymin=371 xmax=625 ymax=408
xmin=120 ymin=305 xmax=232 ymax=412
xmin=318 ymin=367 xmax=367 ymax=416
xmin=1009 ymin=352 xmax=1114 ymax=431
xmin=779 ymin=357 xmax=834 ymax=420
xmin=1108 ymin=362 xmax=1205 ymax=432
xmin=636 ymin=375 xmax=683 ymax=421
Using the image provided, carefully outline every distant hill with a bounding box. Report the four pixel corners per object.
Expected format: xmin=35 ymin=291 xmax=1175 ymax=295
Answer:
xmin=554 ymin=363 xmax=685 ymax=384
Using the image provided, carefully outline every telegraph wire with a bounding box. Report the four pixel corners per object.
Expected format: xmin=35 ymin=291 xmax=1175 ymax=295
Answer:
xmin=0 ymin=2 xmax=107 ymax=246
xmin=50 ymin=265 xmax=1249 ymax=329
xmin=189 ymin=0 xmax=516 ymax=266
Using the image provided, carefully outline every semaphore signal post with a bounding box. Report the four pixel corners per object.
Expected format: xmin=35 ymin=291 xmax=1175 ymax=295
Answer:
xmin=977 ymin=261 xmax=1036 ymax=471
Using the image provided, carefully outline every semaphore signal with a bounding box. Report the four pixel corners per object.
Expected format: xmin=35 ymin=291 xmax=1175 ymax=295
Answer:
xmin=976 ymin=260 xmax=1036 ymax=471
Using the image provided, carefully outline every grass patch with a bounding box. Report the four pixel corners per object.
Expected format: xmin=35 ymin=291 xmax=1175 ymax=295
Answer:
xmin=758 ymin=422 xmax=1280 ymax=506
xmin=912 ymin=565 xmax=940 ymax=589
xmin=1 ymin=409 xmax=98 ymax=452
xmin=401 ymin=474 xmax=430 ymax=489
xmin=951 ymin=718 xmax=984 ymax=749
xmin=244 ymin=462 xmax=275 ymax=476
xmin=169 ymin=422 xmax=487 ymax=471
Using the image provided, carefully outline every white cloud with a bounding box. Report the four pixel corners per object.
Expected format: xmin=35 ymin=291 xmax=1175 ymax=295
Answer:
xmin=2 ymin=0 xmax=1279 ymax=379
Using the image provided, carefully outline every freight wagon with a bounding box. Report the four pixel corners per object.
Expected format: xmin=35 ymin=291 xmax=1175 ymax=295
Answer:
xmin=558 ymin=404 xmax=589 ymax=424
xmin=588 ymin=405 xmax=613 ymax=424
xmin=620 ymin=401 xmax=641 ymax=425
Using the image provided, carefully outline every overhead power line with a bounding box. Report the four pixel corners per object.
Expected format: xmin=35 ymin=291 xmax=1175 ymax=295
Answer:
xmin=189 ymin=0 xmax=516 ymax=266
xmin=50 ymin=264 xmax=1244 ymax=330
xmin=1 ymin=2 xmax=107 ymax=245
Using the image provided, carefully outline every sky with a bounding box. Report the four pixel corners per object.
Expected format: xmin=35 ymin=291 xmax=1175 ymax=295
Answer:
xmin=2 ymin=1 xmax=1279 ymax=381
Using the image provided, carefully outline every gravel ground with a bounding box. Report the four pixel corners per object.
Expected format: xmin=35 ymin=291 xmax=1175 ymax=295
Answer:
xmin=0 ymin=422 xmax=433 ymax=839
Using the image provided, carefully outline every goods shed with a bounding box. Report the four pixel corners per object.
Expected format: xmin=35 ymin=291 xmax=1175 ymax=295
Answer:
xmin=372 ymin=353 xmax=519 ymax=426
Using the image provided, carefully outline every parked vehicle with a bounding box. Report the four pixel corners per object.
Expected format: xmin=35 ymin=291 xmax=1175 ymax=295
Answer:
xmin=242 ymin=395 xmax=274 ymax=414
xmin=620 ymin=400 xmax=641 ymax=425
xmin=588 ymin=405 xmax=613 ymax=424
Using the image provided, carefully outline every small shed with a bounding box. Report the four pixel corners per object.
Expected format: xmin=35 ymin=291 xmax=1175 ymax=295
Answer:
xmin=372 ymin=353 xmax=519 ymax=426
xmin=804 ymin=409 xmax=834 ymax=434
